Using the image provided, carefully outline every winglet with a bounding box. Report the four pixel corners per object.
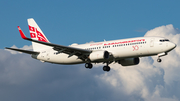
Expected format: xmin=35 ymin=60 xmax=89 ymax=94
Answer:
xmin=18 ymin=26 xmax=28 ymax=39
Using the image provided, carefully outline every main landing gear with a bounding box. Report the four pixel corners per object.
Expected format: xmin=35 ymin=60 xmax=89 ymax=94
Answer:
xmin=85 ymin=63 xmax=111 ymax=72
xmin=103 ymin=65 xmax=110 ymax=72
xmin=85 ymin=63 xmax=93 ymax=69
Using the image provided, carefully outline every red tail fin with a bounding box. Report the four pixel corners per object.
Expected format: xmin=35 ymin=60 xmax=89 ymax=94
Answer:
xmin=28 ymin=18 xmax=49 ymax=43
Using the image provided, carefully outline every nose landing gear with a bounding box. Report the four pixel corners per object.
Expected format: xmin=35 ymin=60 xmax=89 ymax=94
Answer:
xmin=157 ymin=52 xmax=167 ymax=63
xmin=157 ymin=58 xmax=162 ymax=62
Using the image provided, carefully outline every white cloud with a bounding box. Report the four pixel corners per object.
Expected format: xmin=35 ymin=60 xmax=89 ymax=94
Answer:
xmin=1 ymin=24 xmax=180 ymax=101
xmin=96 ymin=24 xmax=180 ymax=101
xmin=21 ymin=45 xmax=33 ymax=50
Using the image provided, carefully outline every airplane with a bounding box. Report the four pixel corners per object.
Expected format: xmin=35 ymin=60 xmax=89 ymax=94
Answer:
xmin=5 ymin=18 xmax=176 ymax=72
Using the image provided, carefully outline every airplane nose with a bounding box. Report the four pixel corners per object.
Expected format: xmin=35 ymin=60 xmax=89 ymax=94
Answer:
xmin=167 ymin=42 xmax=176 ymax=52
xmin=171 ymin=42 xmax=176 ymax=49
xmin=174 ymin=43 xmax=176 ymax=48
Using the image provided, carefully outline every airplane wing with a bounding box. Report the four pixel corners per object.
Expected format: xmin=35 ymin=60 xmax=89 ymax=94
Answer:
xmin=5 ymin=47 xmax=39 ymax=54
xmin=18 ymin=26 xmax=92 ymax=60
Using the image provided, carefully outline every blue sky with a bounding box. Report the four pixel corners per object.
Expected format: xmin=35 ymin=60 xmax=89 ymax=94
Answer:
xmin=1 ymin=0 xmax=180 ymax=48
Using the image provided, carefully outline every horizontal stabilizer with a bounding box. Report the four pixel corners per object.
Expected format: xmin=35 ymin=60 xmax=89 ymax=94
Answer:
xmin=5 ymin=47 xmax=39 ymax=54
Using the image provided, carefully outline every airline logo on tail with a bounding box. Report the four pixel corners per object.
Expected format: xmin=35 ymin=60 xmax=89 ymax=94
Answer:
xmin=29 ymin=25 xmax=48 ymax=42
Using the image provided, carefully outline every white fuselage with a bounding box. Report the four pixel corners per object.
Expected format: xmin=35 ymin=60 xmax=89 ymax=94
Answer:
xmin=32 ymin=36 xmax=176 ymax=64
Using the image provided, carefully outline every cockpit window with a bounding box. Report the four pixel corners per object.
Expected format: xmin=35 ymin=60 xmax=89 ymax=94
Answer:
xmin=160 ymin=39 xmax=169 ymax=42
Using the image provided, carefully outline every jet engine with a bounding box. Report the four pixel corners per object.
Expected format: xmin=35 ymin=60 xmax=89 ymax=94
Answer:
xmin=118 ymin=57 xmax=140 ymax=66
xmin=89 ymin=51 xmax=109 ymax=62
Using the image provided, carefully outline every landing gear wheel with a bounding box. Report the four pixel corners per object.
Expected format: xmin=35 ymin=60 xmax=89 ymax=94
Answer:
xmin=85 ymin=63 xmax=93 ymax=69
xmin=157 ymin=58 xmax=162 ymax=62
xmin=103 ymin=66 xmax=110 ymax=72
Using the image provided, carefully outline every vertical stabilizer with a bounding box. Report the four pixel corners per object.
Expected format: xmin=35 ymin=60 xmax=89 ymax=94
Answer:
xmin=27 ymin=18 xmax=51 ymax=51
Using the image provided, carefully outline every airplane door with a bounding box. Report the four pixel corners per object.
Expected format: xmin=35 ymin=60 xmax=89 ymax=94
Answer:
xmin=150 ymin=38 xmax=154 ymax=47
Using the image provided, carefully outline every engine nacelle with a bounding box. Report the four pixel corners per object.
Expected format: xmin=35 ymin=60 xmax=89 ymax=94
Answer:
xmin=118 ymin=57 xmax=140 ymax=66
xmin=89 ymin=51 xmax=109 ymax=62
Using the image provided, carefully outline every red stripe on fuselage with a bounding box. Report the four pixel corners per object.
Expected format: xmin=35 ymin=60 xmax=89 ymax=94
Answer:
xmin=104 ymin=39 xmax=145 ymax=46
xmin=90 ymin=39 xmax=145 ymax=46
